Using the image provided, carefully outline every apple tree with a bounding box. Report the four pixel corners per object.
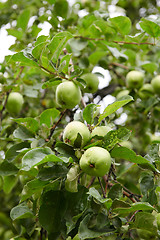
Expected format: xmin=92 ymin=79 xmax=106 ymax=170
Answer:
xmin=1 ymin=0 xmax=160 ymax=239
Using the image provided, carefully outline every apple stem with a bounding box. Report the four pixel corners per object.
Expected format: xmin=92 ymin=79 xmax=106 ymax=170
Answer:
xmin=98 ymin=177 xmax=106 ymax=198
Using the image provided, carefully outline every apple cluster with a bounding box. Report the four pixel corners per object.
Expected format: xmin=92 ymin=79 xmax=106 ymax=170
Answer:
xmin=63 ymin=121 xmax=112 ymax=177
xmin=117 ymin=70 xmax=160 ymax=99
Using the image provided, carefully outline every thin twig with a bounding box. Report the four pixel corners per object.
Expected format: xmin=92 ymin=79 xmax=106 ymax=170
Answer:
xmin=46 ymin=110 xmax=66 ymax=141
xmin=39 ymin=64 xmax=69 ymax=80
xmin=128 ymin=210 xmax=139 ymax=222
xmin=81 ymin=97 xmax=87 ymax=108
xmin=74 ymin=35 xmax=155 ymax=46
xmin=109 ymin=62 xmax=129 ymax=70
xmin=113 ymin=179 xmax=142 ymax=201
xmin=86 ymin=176 xmax=96 ymax=188
xmin=98 ymin=177 xmax=106 ymax=198
xmin=113 ymin=40 xmax=154 ymax=46
xmin=108 ymin=65 xmax=126 ymax=81
xmin=104 ymin=170 xmax=111 ymax=194
xmin=0 ymin=91 xmax=11 ymax=122
xmin=15 ymin=66 xmax=24 ymax=80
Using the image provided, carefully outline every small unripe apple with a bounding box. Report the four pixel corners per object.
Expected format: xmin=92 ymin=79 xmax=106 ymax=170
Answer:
xmin=63 ymin=121 xmax=90 ymax=148
xmin=56 ymin=81 xmax=82 ymax=109
xmin=138 ymin=83 xmax=154 ymax=99
xmin=80 ymin=146 xmax=111 ymax=177
xmin=81 ymin=73 xmax=99 ymax=93
xmin=6 ymin=92 xmax=24 ymax=116
xmin=151 ymin=75 xmax=160 ymax=95
xmin=120 ymin=140 xmax=133 ymax=149
xmin=126 ymin=70 xmax=144 ymax=89
xmin=116 ymin=89 xmax=130 ymax=99
xmin=91 ymin=126 xmax=112 ymax=138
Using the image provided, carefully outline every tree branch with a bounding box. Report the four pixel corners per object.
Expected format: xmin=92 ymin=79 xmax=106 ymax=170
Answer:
xmin=98 ymin=177 xmax=106 ymax=198
xmin=74 ymin=35 xmax=155 ymax=46
xmin=46 ymin=110 xmax=66 ymax=141
xmin=39 ymin=64 xmax=69 ymax=80
xmin=86 ymin=176 xmax=96 ymax=188
xmin=0 ymin=91 xmax=11 ymax=122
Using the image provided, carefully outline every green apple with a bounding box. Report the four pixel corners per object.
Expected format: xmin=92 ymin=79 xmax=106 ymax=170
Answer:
xmin=151 ymin=75 xmax=160 ymax=95
xmin=80 ymin=146 xmax=111 ymax=177
xmin=63 ymin=121 xmax=90 ymax=148
xmin=138 ymin=83 xmax=154 ymax=99
xmin=126 ymin=70 xmax=144 ymax=89
xmin=120 ymin=140 xmax=133 ymax=149
xmin=81 ymin=73 xmax=99 ymax=93
xmin=116 ymin=89 xmax=130 ymax=99
xmin=6 ymin=92 xmax=24 ymax=116
xmin=91 ymin=126 xmax=112 ymax=138
xmin=56 ymin=81 xmax=82 ymax=109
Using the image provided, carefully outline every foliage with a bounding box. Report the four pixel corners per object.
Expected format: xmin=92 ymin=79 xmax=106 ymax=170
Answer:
xmin=1 ymin=0 xmax=160 ymax=239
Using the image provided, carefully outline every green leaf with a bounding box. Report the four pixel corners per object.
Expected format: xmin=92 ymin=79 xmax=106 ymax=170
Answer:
xmin=37 ymin=164 xmax=68 ymax=181
xmin=83 ymin=104 xmax=100 ymax=125
xmin=35 ymin=35 xmax=48 ymax=46
xmin=103 ymin=127 xmax=131 ymax=151
xmin=38 ymin=190 xmax=66 ymax=233
xmin=88 ymin=187 xmax=112 ymax=209
xmin=131 ymin=212 xmax=157 ymax=231
xmin=108 ymin=184 xmax=123 ymax=200
xmin=97 ymin=95 xmax=133 ymax=124
xmin=13 ymin=118 xmax=39 ymax=134
xmin=140 ymin=174 xmax=154 ymax=195
xmin=3 ymin=175 xmax=18 ymax=194
xmin=13 ymin=125 xmax=35 ymax=141
xmin=40 ymin=108 xmax=60 ymax=128
xmin=54 ymin=0 xmax=69 ymax=18
xmin=88 ymin=20 xmax=108 ymax=37
xmin=7 ymin=29 xmax=23 ymax=40
xmin=109 ymin=16 xmax=131 ymax=35
xmin=21 ymin=179 xmax=50 ymax=202
xmin=78 ymin=214 xmax=114 ymax=239
xmin=10 ymin=202 xmax=33 ymax=221
xmin=32 ymin=42 xmax=48 ymax=60
xmin=42 ymin=79 xmax=62 ymax=89
xmin=17 ymin=9 xmax=30 ymax=31
xmin=22 ymin=147 xmax=63 ymax=171
xmin=140 ymin=18 xmax=160 ymax=37
xmin=5 ymin=142 xmax=30 ymax=162
xmin=107 ymin=46 xmax=128 ymax=60
xmin=113 ymin=202 xmax=155 ymax=215
xmin=112 ymin=199 xmax=131 ymax=210
xmin=88 ymin=51 xmax=106 ymax=65
xmin=47 ymin=31 xmax=73 ymax=62
xmin=0 ymin=161 xmax=19 ymax=176
xmin=55 ymin=142 xmax=78 ymax=162
xmin=141 ymin=62 xmax=158 ymax=74
xmin=11 ymin=52 xmax=38 ymax=67
xmin=59 ymin=54 xmax=72 ymax=74
xmin=111 ymin=146 xmax=158 ymax=172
